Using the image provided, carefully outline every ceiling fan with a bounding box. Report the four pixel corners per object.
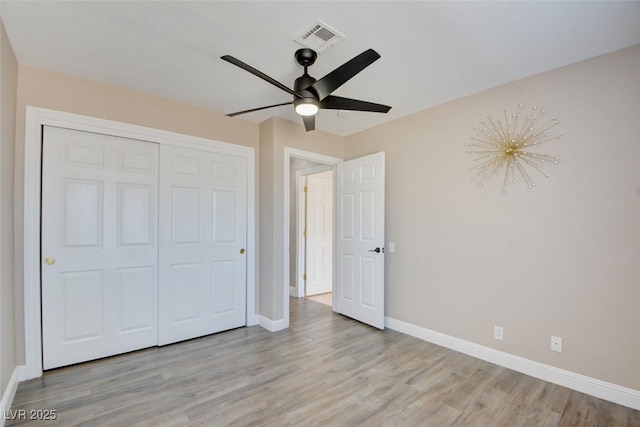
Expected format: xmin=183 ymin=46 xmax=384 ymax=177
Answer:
xmin=221 ymin=48 xmax=391 ymax=132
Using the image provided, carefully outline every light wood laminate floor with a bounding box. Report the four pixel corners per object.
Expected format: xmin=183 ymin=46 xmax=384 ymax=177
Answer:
xmin=8 ymin=298 xmax=640 ymax=426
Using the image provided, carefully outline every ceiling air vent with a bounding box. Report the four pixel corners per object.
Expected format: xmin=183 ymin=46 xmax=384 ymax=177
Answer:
xmin=294 ymin=20 xmax=345 ymax=53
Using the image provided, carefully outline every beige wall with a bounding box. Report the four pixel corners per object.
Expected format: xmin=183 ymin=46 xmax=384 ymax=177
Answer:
xmin=344 ymin=45 xmax=640 ymax=390
xmin=0 ymin=18 xmax=18 ymax=395
xmin=259 ymin=117 xmax=342 ymax=321
xmin=13 ymin=65 xmax=260 ymax=363
xmin=258 ymin=119 xmax=276 ymax=319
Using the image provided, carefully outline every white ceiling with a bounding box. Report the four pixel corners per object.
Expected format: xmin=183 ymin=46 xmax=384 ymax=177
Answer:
xmin=2 ymin=1 xmax=639 ymax=136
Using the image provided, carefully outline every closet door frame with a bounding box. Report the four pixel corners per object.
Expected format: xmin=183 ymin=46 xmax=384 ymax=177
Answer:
xmin=23 ymin=106 xmax=257 ymax=380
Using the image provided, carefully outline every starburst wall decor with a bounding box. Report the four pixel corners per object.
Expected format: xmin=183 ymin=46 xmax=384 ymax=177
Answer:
xmin=466 ymin=104 xmax=562 ymax=194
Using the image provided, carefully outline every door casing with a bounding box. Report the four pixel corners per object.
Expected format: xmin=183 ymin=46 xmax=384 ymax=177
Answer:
xmin=23 ymin=106 xmax=257 ymax=379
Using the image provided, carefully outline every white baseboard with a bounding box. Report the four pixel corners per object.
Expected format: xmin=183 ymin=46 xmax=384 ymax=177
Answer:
xmin=289 ymin=286 xmax=297 ymax=297
xmin=385 ymin=317 xmax=640 ymax=411
xmin=1 ymin=365 xmax=26 ymax=427
xmin=257 ymin=315 xmax=287 ymax=332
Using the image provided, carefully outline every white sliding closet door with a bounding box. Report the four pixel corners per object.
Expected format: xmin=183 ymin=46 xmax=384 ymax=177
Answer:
xmin=42 ymin=126 xmax=159 ymax=369
xmin=158 ymin=145 xmax=247 ymax=345
xmin=41 ymin=126 xmax=250 ymax=369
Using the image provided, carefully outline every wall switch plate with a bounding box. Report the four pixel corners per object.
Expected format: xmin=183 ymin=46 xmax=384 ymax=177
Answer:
xmin=551 ymin=336 xmax=563 ymax=352
xmin=388 ymin=242 xmax=395 ymax=253
xmin=494 ymin=326 xmax=504 ymax=341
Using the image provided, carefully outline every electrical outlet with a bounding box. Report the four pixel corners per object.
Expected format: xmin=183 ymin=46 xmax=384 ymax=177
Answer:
xmin=551 ymin=336 xmax=563 ymax=352
xmin=494 ymin=326 xmax=504 ymax=341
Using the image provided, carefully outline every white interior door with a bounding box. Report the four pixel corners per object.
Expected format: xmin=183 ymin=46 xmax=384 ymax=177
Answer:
xmin=336 ymin=152 xmax=385 ymax=329
xmin=158 ymin=144 xmax=247 ymax=345
xmin=42 ymin=126 xmax=159 ymax=369
xmin=305 ymin=170 xmax=333 ymax=296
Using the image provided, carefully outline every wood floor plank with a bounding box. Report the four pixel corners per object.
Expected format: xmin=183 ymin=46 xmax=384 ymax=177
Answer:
xmin=7 ymin=297 xmax=639 ymax=426
xmin=492 ymin=375 xmax=571 ymax=427
xmin=559 ymin=390 xmax=640 ymax=426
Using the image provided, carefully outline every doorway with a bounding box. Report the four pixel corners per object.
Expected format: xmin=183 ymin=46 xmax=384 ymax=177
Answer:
xmin=283 ymin=148 xmax=341 ymax=325
xmin=284 ymin=149 xmax=386 ymax=329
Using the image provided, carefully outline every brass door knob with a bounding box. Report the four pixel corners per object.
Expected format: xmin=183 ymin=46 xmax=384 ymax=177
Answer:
xmin=240 ymin=248 xmax=245 ymax=254
xmin=44 ymin=257 xmax=55 ymax=266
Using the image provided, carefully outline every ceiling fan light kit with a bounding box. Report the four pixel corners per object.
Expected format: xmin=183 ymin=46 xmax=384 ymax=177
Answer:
xmin=221 ymin=47 xmax=391 ymax=132
xmin=294 ymin=98 xmax=319 ymax=116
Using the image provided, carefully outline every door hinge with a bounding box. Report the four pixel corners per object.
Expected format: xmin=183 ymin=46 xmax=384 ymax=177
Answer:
xmin=303 ymin=274 xmax=307 ymax=280
xmin=303 ymin=229 xmax=307 ymax=237
xmin=303 ymin=186 xmax=308 ymax=193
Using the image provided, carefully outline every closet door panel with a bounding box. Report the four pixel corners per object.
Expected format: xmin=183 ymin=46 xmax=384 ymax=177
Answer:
xmin=158 ymin=145 xmax=247 ymax=345
xmin=42 ymin=126 xmax=159 ymax=369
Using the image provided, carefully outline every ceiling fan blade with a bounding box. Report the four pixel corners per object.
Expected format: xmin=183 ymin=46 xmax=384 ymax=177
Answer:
xmin=226 ymin=101 xmax=293 ymax=117
xmin=310 ymin=49 xmax=381 ymax=100
xmin=302 ymin=115 xmax=315 ymax=132
xmin=320 ymin=95 xmax=391 ymax=113
xmin=221 ymin=55 xmax=301 ymax=98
